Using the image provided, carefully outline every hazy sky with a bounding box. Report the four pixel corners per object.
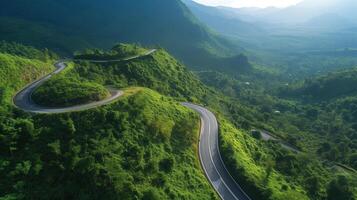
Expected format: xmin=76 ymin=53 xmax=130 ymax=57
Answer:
xmin=193 ymin=0 xmax=303 ymax=8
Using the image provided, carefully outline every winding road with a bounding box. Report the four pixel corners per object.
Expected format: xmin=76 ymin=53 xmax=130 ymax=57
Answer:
xmin=183 ymin=103 xmax=251 ymax=200
xmin=13 ymin=61 xmax=124 ymax=114
xmin=13 ymin=50 xmax=157 ymax=114
xmin=13 ymin=50 xmax=251 ymax=200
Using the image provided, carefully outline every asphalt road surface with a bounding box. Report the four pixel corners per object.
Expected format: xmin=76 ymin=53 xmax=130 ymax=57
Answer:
xmin=13 ymin=48 xmax=250 ymax=200
xmin=182 ymin=103 xmax=251 ymax=200
xmin=13 ymin=50 xmax=156 ymax=114
xmin=74 ymin=49 xmax=157 ymax=63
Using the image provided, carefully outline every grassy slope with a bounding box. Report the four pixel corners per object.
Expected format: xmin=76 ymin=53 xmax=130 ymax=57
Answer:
xmin=0 ymin=44 xmax=217 ymax=199
xmin=74 ymin=44 xmax=148 ymax=60
xmin=31 ymin=59 xmax=111 ymax=108
xmin=71 ymin=45 xmax=357 ymax=200
xmin=219 ymin=118 xmax=310 ymax=200
xmin=220 ymin=117 xmax=357 ymax=200
xmin=32 ymin=76 xmax=110 ymax=107
xmin=1 ymin=88 xmax=217 ymax=199
xmin=73 ymin=48 xmax=209 ymax=100
xmin=0 ymin=53 xmax=53 ymax=106
xmin=2 ymin=42 xmax=355 ymax=199
xmin=198 ymin=69 xmax=357 ymax=199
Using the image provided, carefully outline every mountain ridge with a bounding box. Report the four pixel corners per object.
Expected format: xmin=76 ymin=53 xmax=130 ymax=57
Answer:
xmin=0 ymin=0 xmax=249 ymax=72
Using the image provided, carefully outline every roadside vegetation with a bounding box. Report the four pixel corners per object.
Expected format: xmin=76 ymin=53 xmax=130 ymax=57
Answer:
xmin=219 ymin=118 xmax=356 ymax=200
xmin=196 ymin=63 xmax=357 ymax=200
xmin=1 ymin=87 xmax=216 ymax=199
xmin=0 ymin=42 xmax=217 ymax=199
xmin=277 ymin=68 xmax=357 ymax=169
xmin=32 ymin=76 xmax=110 ymax=107
xmin=0 ymin=42 xmax=356 ymax=199
xmin=72 ymin=47 xmax=208 ymax=100
xmin=74 ymin=43 xmax=147 ymax=61
xmin=71 ymin=44 xmax=357 ymax=200
xmin=1 ymin=0 xmax=357 ymax=199
xmin=0 ymin=42 xmax=54 ymax=108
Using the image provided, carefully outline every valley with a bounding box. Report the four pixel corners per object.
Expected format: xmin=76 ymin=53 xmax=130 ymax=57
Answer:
xmin=0 ymin=0 xmax=356 ymax=200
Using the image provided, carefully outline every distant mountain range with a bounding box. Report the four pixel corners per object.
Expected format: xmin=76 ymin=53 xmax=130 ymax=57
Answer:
xmin=184 ymin=0 xmax=357 ymax=52
xmin=0 ymin=0 xmax=250 ymax=72
xmin=193 ymin=0 xmax=357 ymax=25
xmin=265 ymin=0 xmax=357 ymax=25
xmin=182 ymin=0 xmax=264 ymax=37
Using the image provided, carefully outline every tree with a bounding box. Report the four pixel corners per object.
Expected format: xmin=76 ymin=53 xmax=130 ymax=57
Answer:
xmin=251 ymin=130 xmax=262 ymax=140
xmin=15 ymin=119 xmax=35 ymax=147
xmin=142 ymin=188 xmax=161 ymax=200
xmin=306 ymin=107 xmax=319 ymax=119
xmin=264 ymin=159 xmax=276 ymax=185
xmin=327 ymin=175 xmax=354 ymax=200
xmin=305 ymin=175 xmax=321 ymax=198
xmin=159 ymin=157 xmax=174 ymax=173
xmin=349 ymin=153 xmax=357 ymax=169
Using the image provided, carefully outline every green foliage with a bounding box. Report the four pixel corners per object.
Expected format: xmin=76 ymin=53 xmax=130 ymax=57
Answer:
xmin=0 ymin=88 xmax=216 ymax=199
xmin=219 ymin=118 xmax=316 ymax=200
xmin=32 ymin=76 xmax=110 ymax=107
xmin=142 ymin=188 xmax=162 ymax=200
xmin=281 ymin=67 xmax=357 ymax=101
xmin=0 ymin=0 xmax=248 ymax=72
xmin=159 ymin=157 xmax=175 ymax=173
xmin=0 ymin=42 xmax=217 ymax=200
xmin=327 ymin=175 xmax=355 ymax=200
xmin=0 ymin=46 xmax=54 ymax=107
xmin=74 ymin=44 xmax=147 ymax=61
xmin=72 ymin=44 xmax=354 ymax=199
xmin=1 ymin=41 xmax=356 ymax=200
xmin=272 ymin=69 xmax=357 ymax=168
xmin=73 ymin=48 xmax=209 ymax=99
xmin=0 ymin=41 xmax=57 ymax=61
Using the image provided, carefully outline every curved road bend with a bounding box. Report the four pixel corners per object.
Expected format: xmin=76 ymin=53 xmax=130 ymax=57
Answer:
xmin=13 ymin=61 xmax=123 ymax=114
xmin=13 ymin=48 xmax=251 ymax=199
xmin=13 ymin=49 xmax=157 ymax=114
xmin=182 ymin=103 xmax=251 ymax=200
xmin=74 ymin=49 xmax=157 ymax=63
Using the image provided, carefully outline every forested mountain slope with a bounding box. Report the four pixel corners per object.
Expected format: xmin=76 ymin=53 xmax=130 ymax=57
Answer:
xmin=0 ymin=42 xmax=55 ymax=108
xmin=282 ymin=68 xmax=357 ymax=101
xmin=182 ymin=0 xmax=357 ymax=79
xmin=1 ymin=41 xmax=356 ymax=200
xmin=277 ymin=68 xmax=357 ymax=171
xmin=0 ymin=42 xmax=218 ymax=200
xmin=0 ymin=0 xmax=250 ymax=72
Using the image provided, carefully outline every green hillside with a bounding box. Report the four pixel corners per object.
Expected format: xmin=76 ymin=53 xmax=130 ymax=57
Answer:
xmin=74 ymin=44 xmax=147 ymax=61
xmin=1 ymin=87 xmax=217 ymax=200
xmin=192 ymin=65 xmax=357 ymax=199
xmin=282 ymin=68 xmax=357 ymax=101
xmin=46 ymin=44 xmax=357 ymax=199
xmin=274 ymin=69 xmax=357 ymax=170
xmin=0 ymin=43 xmax=55 ymax=108
xmin=72 ymin=47 xmax=209 ymax=100
xmin=32 ymin=76 xmax=110 ymax=107
xmin=1 ymin=42 xmax=356 ymax=200
xmin=0 ymin=0 xmax=251 ymax=73
xmin=0 ymin=43 xmax=217 ymax=199
xmin=1 ymin=0 xmax=357 ymax=199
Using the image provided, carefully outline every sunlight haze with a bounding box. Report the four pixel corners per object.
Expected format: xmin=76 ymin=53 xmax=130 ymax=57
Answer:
xmin=1 ymin=0 xmax=357 ymax=199
xmin=192 ymin=0 xmax=303 ymax=8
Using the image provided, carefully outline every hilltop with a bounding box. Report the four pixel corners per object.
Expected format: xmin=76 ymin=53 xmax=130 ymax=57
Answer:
xmin=0 ymin=42 xmax=356 ymax=199
xmin=0 ymin=42 xmax=217 ymax=199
